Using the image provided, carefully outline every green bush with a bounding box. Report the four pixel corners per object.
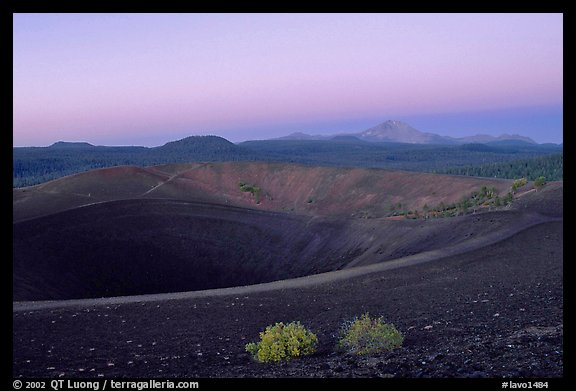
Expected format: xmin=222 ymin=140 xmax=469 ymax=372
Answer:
xmin=337 ymin=313 xmax=403 ymax=355
xmin=534 ymin=176 xmax=546 ymax=189
xmin=245 ymin=321 xmax=318 ymax=363
xmin=238 ymin=181 xmax=262 ymax=203
xmin=512 ymin=178 xmax=528 ymax=193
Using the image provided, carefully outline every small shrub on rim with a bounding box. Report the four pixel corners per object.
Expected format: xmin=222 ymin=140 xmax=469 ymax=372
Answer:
xmin=245 ymin=321 xmax=318 ymax=363
xmin=337 ymin=313 xmax=403 ymax=355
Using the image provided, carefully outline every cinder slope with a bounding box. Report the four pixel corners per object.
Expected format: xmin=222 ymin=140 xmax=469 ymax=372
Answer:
xmin=13 ymin=162 xmax=512 ymax=222
xmin=13 ymin=201 xmax=357 ymax=300
xmin=12 ymin=207 xmax=562 ymax=378
xmin=13 ymin=166 xmax=170 ymax=222
xmin=13 ymin=184 xmax=560 ymax=301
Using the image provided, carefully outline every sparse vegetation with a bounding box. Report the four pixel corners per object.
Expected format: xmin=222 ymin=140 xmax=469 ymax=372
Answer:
xmin=534 ymin=176 xmax=547 ymax=190
xmin=503 ymin=191 xmax=514 ymax=205
xmin=245 ymin=321 xmax=318 ymax=363
xmin=512 ymin=178 xmax=528 ymax=193
xmin=404 ymin=185 xmax=513 ymax=220
xmin=337 ymin=313 xmax=403 ymax=355
xmin=239 ymin=182 xmax=262 ymax=203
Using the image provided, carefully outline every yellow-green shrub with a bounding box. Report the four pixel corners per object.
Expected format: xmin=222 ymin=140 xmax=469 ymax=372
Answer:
xmin=512 ymin=178 xmax=528 ymax=193
xmin=245 ymin=321 xmax=318 ymax=363
xmin=337 ymin=313 xmax=403 ymax=355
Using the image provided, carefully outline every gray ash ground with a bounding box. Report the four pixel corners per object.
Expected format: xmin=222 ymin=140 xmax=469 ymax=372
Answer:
xmin=13 ymin=219 xmax=562 ymax=378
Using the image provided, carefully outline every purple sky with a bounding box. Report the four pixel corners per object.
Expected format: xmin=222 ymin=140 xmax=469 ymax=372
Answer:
xmin=13 ymin=13 xmax=563 ymax=146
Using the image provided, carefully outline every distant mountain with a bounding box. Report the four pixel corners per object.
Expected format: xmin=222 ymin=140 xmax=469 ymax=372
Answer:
xmin=155 ymin=135 xmax=239 ymax=153
xmin=148 ymin=135 xmax=257 ymax=162
xmin=273 ymin=120 xmax=538 ymax=145
xmin=359 ymin=120 xmax=449 ymax=144
xmin=275 ymin=132 xmax=327 ymax=141
xmin=49 ymin=141 xmax=95 ymax=149
xmin=330 ymin=135 xmax=366 ymax=143
xmin=486 ymin=139 xmax=537 ymax=147
xmin=454 ymin=134 xmax=536 ymax=144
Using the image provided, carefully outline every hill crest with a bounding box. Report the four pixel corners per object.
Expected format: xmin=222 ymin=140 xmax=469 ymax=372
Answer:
xmin=49 ymin=141 xmax=95 ymax=148
xmin=155 ymin=135 xmax=237 ymax=151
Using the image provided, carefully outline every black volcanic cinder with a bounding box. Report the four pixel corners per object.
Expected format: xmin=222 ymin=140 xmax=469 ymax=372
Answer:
xmin=12 ymin=164 xmax=563 ymax=378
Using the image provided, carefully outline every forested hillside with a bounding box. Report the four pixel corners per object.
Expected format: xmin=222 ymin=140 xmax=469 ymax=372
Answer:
xmin=239 ymin=140 xmax=562 ymax=172
xmin=436 ymin=153 xmax=563 ymax=181
xmin=13 ymin=136 xmax=562 ymax=188
xmin=13 ymin=136 xmax=257 ymax=187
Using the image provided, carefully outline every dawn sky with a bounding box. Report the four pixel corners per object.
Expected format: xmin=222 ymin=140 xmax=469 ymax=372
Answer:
xmin=13 ymin=13 xmax=563 ymax=146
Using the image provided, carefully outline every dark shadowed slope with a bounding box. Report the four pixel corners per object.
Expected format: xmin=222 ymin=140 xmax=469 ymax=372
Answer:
xmin=13 ymin=200 xmax=557 ymax=304
xmin=14 ymin=196 xmax=551 ymax=301
xmin=13 ymin=184 xmax=562 ymax=378
xmin=13 ymin=201 xmax=356 ymax=300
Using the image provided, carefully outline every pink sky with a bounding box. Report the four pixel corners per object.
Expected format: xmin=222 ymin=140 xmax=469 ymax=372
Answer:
xmin=13 ymin=13 xmax=563 ymax=146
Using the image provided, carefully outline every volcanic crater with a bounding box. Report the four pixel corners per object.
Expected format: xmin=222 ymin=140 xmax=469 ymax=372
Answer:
xmin=14 ymin=162 xmax=517 ymax=301
xmin=12 ymin=162 xmax=563 ymax=378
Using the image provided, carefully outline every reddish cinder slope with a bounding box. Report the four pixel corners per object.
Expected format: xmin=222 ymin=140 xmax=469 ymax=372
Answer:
xmin=148 ymin=162 xmax=512 ymax=217
xmin=13 ymin=162 xmax=512 ymax=222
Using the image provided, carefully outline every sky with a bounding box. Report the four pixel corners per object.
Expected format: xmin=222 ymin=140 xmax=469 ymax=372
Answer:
xmin=13 ymin=13 xmax=563 ymax=146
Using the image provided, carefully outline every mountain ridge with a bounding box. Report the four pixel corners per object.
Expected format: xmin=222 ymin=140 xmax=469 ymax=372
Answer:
xmin=49 ymin=141 xmax=96 ymax=149
xmin=275 ymin=120 xmax=538 ymax=145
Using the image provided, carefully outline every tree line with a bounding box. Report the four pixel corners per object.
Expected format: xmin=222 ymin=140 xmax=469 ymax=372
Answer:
xmin=13 ymin=137 xmax=563 ymax=188
xmin=436 ymin=153 xmax=563 ymax=181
